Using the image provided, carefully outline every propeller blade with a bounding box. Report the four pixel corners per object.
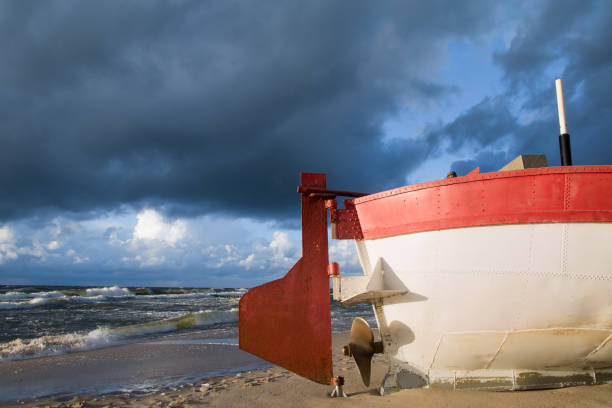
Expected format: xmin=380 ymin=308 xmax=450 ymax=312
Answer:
xmin=351 ymin=343 xmax=373 ymax=386
xmin=350 ymin=317 xmax=374 ymax=348
xmin=347 ymin=317 xmax=375 ymax=387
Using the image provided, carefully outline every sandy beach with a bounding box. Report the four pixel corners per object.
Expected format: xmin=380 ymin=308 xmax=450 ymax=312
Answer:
xmin=1 ymin=332 xmax=611 ymax=407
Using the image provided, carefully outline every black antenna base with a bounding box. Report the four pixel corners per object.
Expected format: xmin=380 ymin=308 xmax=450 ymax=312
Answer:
xmin=559 ymin=133 xmax=572 ymax=166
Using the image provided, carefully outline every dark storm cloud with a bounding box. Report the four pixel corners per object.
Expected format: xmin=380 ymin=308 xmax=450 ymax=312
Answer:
xmin=0 ymin=0 xmax=502 ymax=222
xmin=443 ymin=0 xmax=612 ymax=174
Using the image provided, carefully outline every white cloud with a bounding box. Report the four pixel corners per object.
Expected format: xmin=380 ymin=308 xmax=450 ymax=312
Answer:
xmin=17 ymin=240 xmax=45 ymax=259
xmin=167 ymin=220 xmax=187 ymax=246
xmin=0 ymin=225 xmax=18 ymax=264
xmin=269 ymin=231 xmax=294 ymax=265
xmin=238 ymin=253 xmax=256 ymax=269
xmin=202 ymin=244 xmax=243 ymax=268
xmin=134 ymin=254 xmax=164 ymax=267
xmin=107 ymin=228 xmax=126 ymax=246
xmin=329 ymin=240 xmax=361 ymax=273
xmin=0 ymin=225 xmax=48 ymax=263
xmin=47 ymin=240 xmax=61 ymax=250
xmin=203 ymin=230 xmax=298 ymax=272
xmin=124 ymin=209 xmax=191 ymax=267
xmin=133 ymin=209 xmax=187 ymax=247
xmin=73 ymin=255 xmax=90 ymax=264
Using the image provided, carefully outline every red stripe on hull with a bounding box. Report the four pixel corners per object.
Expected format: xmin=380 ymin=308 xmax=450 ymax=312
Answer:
xmin=351 ymin=166 xmax=612 ymax=240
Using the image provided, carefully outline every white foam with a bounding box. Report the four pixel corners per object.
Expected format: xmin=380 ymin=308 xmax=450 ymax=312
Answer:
xmin=0 ymin=291 xmax=32 ymax=301
xmin=0 ymin=295 xmax=68 ymax=310
xmin=0 ymin=290 xmax=66 ymax=302
xmin=33 ymin=290 xmax=66 ymax=298
xmin=0 ymin=309 xmax=238 ymax=361
xmin=0 ymin=287 xmax=223 ymax=309
xmin=0 ymin=327 xmax=117 ymax=361
xmin=210 ymin=290 xmax=246 ymax=297
xmin=84 ymin=286 xmax=133 ymax=297
xmin=29 ymin=296 xmax=67 ymax=305
xmin=0 ymin=288 xmax=227 ymax=308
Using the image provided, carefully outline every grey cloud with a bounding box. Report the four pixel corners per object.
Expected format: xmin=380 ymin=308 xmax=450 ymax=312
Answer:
xmin=0 ymin=1 xmax=502 ymax=222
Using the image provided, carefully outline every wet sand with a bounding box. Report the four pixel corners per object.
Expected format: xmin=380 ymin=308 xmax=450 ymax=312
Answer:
xmin=1 ymin=333 xmax=611 ymax=407
xmin=0 ymin=329 xmax=269 ymax=403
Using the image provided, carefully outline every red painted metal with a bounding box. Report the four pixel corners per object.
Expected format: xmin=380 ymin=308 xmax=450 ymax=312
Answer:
xmin=325 ymin=199 xmax=337 ymax=210
xmin=328 ymin=262 xmax=340 ymax=276
xmin=332 ymin=201 xmax=364 ymax=240
xmin=345 ymin=166 xmax=612 ymax=240
xmin=297 ymin=186 xmax=368 ymax=198
xmin=239 ymin=173 xmax=332 ymax=385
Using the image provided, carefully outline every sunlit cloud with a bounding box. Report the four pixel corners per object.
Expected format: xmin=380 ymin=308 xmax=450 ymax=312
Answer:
xmin=0 ymin=225 xmax=18 ymax=264
xmin=132 ymin=209 xmax=188 ymax=247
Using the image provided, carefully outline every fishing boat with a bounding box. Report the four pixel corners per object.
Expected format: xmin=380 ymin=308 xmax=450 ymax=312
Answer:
xmin=238 ymin=79 xmax=612 ymax=393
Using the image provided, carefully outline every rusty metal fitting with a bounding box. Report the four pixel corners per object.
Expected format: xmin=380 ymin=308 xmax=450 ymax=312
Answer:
xmin=325 ymin=199 xmax=337 ymax=209
xmin=330 ymin=376 xmax=345 ymax=386
xmin=297 ymin=186 xmax=368 ymax=198
xmin=328 ymin=262 xmax=340 ymax=277
xmin=330 ymin=376 xmax=347 ymax=398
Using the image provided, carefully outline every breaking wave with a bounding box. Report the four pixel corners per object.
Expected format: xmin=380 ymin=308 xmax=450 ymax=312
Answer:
xmin=83 ymin=286 xmax=133 ymax=297
xmin=0 ymin=286 xmax=245 ymax=310
xmin=0 ymin=291 xmax=68 ymax=310
xmin=0 ymin=309 xmax=238 ymax=361
xmin=209 ymin=289 xmax=247 ymax=297
xmin=0 ymin=290 xmax=66 ymax=302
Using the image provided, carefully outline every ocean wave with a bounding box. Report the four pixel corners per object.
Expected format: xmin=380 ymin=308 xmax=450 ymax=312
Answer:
xmin=0 ymin=295 xmax=68 ymax=310
xmin=0 ymin=291 xmax=33 ymax=301
xmin=0 ymin=290 xmax=66 ymax=302
xmin=209 ymin=290 xmax=247 ymax=297
xmin=0 ymin=289 xmax=75 ymax=309
xmin=0 ymin=288 xmax=232 ymax=309
xmin=0 ymin=309 xmax=238 ymax=361
xmin=84 ymin=286 xmax=134 ymax=298
xmin=0 ymin=328 xmax=114 ymax=360
xmin=0 ymin=287 xmax=235 ymax=301
xmin=0 ymin=287 xmax=131 ymax=309
xmin=137 ymin=292 xmax=214 ymax=300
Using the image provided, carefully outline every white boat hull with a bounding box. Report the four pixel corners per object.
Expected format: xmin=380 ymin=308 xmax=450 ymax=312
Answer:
xmin=348 ymin=222 xmax=612 ymax=390
xmin=240 ymin=166 xmax=612 ymax=391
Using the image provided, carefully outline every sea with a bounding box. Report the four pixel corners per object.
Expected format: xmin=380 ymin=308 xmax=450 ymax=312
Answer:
xmin=0 ymin=284 xmax=374 ymax=364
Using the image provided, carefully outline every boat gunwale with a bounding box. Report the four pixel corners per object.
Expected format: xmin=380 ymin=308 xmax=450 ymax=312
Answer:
xmin=352 ymin=165 xmax=612 ymax=205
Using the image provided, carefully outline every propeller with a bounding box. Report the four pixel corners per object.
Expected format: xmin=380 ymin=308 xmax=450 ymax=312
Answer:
xmin=342 ymin=317 xmax=383 ymax=387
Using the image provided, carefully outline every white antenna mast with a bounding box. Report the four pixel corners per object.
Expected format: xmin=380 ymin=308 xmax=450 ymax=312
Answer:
xmin=555 ymin=78 xmax=572 ymax=166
